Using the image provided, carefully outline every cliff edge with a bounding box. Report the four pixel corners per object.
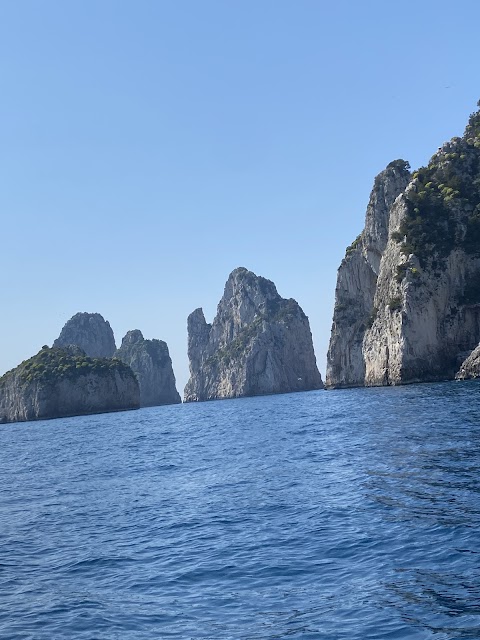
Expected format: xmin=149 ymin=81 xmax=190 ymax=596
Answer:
xmin=327 ymin=102 xmax=480 ymax=387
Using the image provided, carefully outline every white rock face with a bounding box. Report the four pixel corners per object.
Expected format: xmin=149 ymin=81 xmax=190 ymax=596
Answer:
xmin=326 ymin=161 xmax=411 ymax=387
xmin=184 ymin=268 xmax=323 ymax=401
xmin=456 ymin=343 xmax=480 ymax=379
xmin=327 ymin=105 xmax=480 ymax=387
xmin=363 ymin=243 xmax=480 ymax=385
xmin=115 ymin=330 xmax=181 ymax=407
xmin=54 ymin=312 xmax=116 ymax=358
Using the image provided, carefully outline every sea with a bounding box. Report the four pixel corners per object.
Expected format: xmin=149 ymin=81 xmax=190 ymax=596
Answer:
xmin=1 ymin=381 xmax=480 ymax=640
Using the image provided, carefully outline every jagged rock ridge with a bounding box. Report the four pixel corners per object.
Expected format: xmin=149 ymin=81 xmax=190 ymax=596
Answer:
xmin=0 ymin=346 xmax=139 ymax=424
xmin=54 ymin=312 xmax=116 ymax=358
xmin=184 ymin=267 xmax=323 ymax=401
xmin=327 ymin=103 xmax=480 ymax=387
xmin=115 ymin=330 xmax=181 ymax=407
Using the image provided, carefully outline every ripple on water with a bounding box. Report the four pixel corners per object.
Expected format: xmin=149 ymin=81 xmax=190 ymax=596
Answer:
xmin=0 ymin=382 xmax=480 ymax=638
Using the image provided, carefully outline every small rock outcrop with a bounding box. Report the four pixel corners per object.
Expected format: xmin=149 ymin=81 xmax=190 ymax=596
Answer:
xmin=115 ymin=330 xmax=181 ymax=406
xmin=184 ymin=267 xmax=323 ymax=401
xmin=456 ymin=345 xmax=480 ymax=380
xmin=327 ymin=102 xmax=480 ymax=388
xmin=54 ymin=312 xmax=116 ymax=358
xmin=0 ymin=346 xmax=139 ymax=424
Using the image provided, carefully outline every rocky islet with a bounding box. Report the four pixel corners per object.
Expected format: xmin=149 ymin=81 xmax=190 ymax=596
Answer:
xmin=184 ymin=267 xmax=323 ymax=401
xmin=3 ymin=103 xmax=480 ymax=420
xmin=53 ymin=314 xmax=182 ymax=409
xmin=0 ymin=346 xmax=139 ymax=424
xmin=0 ymin=314 xmax=183 ymax=423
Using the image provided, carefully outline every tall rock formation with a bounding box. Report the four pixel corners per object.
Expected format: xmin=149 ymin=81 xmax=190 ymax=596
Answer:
xmin=54 ymin=312 xmax=116 ymax=358
xmin=327 ymin=160 xmax=412 ymax=387
xmin=0 ymin=346 xmax=139 ymax=424
xmin=184 ymin=267 xmax=323 ymax=401
xmin=115 ymin=330 xmax=181 ymax=407
xmin=327 ymin=102 xmax=480 ymax=387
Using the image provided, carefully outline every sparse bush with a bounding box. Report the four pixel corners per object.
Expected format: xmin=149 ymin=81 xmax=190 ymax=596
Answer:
xmin=388 ymin=297 xmax=402 ymax=312
xmin=345 ymin=234 xmax=362 ymax=257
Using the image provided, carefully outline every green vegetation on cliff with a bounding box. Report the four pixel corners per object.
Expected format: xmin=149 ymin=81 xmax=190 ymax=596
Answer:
xmin=0 ymin=346 xmax=136 ymax=388
xmin=394 ymin=102 xmax=480 ymax=267
xmin=206 ymin=298 xmax=302 ymax=367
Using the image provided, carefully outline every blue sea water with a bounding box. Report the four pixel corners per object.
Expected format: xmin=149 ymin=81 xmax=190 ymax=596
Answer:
xmin=1 ymin=382 xmax=480 ymax=639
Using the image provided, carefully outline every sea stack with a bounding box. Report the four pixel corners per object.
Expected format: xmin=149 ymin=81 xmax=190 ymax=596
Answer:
xmin=0 ymin=346 xmax=139 ymax=424
xmin=184 ymin=267 xmax=323 ymax=401
xmin=327 ymin=102 xmax=480 ymax=388
xmin=115 ymin=330 xmax=181 ymax=406
xmin=54 ymin=312 xmax=116 ymax=358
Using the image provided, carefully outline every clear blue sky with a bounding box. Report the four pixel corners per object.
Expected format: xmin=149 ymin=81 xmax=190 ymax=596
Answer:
xmin=1 ymin=0 xmax=479 ymax=393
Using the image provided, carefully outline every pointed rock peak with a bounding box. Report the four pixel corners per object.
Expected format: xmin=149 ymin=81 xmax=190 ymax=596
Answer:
xmin=114 ymin=330 xmax=181 ymax=407
xmin=223 ymin=267 xmax=279 ymax=302
xmin=187 ymin=308 xmax=210 ymax=331
xmin=370 ymin=159 xmax=411 ymax=209
xmin=53 ymin=312 xmax=116 ymax=358
xmin=121 ymin=329 xmax=144 ymax=346
xmin=229 ymin=266 xmax=249 ymax=278
xmin=188 ymin=307 xmax=207 ymax=322
xmin=361 ymin=159 xmax=412 ymax=255
xmin=386 ymin=158 xmax=411 ymax=175
xmin=227 ymin=267 xmax=273 ymax=287
xmin=187 ymin=309 xmax=211 ymax=358
xmin=185 ymin=269 xmax=323 ymax=401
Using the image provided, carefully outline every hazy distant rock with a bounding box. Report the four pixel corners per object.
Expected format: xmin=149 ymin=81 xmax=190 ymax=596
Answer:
xmin=0 ymin=346 xmax=139 ymax=424
xmin=184 ymin=267 xmax=323 ymax=401
xmin=54 ymin=312 xmax=116 ymax=358
xmin=115 ymin=330 xmax=181 ymax=407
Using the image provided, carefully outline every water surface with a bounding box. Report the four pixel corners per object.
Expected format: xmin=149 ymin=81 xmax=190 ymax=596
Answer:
xmin=1 ymin=381 xmax=480 ymax=639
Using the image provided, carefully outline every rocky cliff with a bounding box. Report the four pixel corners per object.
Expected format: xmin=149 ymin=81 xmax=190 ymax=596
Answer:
xmin=327 ymin=160 xmax=412 ymax=387
xmin=456 ymin=344 xmax=480 ymax=380
xmin=54 ymin=312 xmax=116 ymax=358
xmin=0 ymin=346 xmax=139 ymax=424
xmin=115 ymin=330 xmax=181 ymax=406
xmin=327 ymin=102 xmax=480 ymax=387
xmin=184 ymin=267 xmax=323 ymax=401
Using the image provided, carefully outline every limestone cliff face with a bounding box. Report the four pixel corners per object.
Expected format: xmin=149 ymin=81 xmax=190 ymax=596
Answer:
xmin=0 ymin=346 xmax=139 ymax=424
xmin=327 ymin=104 xmax=480 ymax=387
xmin=54 ymin=312 xmax=116 ymax=358
xmin=326 ymin=161 xmax=411 ymax=387
xmin=115 ymin=330 xmax=181 ymax=407
xmin=456 ymin=344 xmax=480 ymax=380
xmin=184 ymin=267 xmax=323 ymax=401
